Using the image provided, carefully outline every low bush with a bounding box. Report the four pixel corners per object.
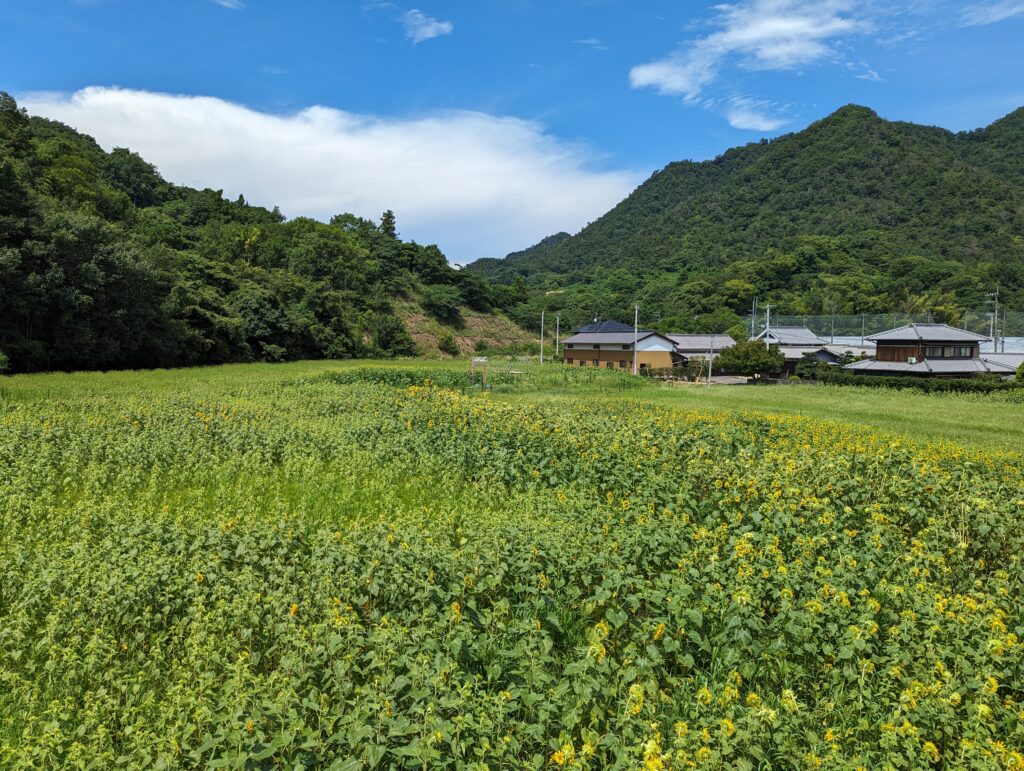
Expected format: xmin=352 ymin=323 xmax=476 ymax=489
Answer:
xmin=817 ymin=368 xmax=1024 ymax=394
xmin=437 ymin=331 xmax=460 ymax=356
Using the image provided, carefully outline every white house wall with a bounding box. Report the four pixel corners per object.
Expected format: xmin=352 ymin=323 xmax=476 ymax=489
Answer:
xmin=636 ymin=337 xmax=675 ymax=352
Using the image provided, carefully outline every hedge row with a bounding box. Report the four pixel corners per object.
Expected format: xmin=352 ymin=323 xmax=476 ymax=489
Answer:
xmin=817 ymin=368 xmax=1024 ymax=394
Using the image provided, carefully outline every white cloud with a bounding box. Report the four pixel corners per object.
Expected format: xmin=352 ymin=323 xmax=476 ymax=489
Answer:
xmin=856 ymin=66 xmax=883 ymax=81
xmin=630 ymin=49 xmax=719 ymax=101
xmin=630 ymin=0 xmax=870 ymax=104
xmin=212 ymin=0 xmax=245 ymax=8
xmin=724 ymin=97 xmax=790 ymax=130
xmin=962 ymin=1 xmax=1024 ymax=25
xmin=22 ymin=87 xmax=639 ymax=263
xmin=401 ymin=9 xmax=453 ymax=43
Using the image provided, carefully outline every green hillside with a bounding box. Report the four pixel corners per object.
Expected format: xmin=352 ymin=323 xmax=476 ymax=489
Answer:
xmin=469 ymin=105 xmax=1024 ymax=333
xmin=0 ymin=93 xmax=524 ymax=373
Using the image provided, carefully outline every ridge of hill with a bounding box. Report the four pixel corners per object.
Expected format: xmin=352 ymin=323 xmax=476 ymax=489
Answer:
xmin=468 ymin=105 xmax=1024 ymax=333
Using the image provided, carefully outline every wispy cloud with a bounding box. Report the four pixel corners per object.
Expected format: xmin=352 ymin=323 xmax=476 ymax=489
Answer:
xmin=724 ymin=96 xmax=790 ymax=130
xmin=401 ymin=9 xmax=453 ymax=43
xmin=212 ymin=0 xmax=245 ymax=9
xmin=575 ymin=38 xmax=608 ymax=50
xmin=629 ymin=0 xmax=875 ymax=129
xmin=962 ymin=0 xmax=1024 ymax=25
xmin=631 ymin=0 xmax=870 ymax=101
xmin=21 ymin=87 xmax=640 ymax=263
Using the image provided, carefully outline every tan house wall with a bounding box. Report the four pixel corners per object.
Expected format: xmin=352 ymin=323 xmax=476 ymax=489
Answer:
xmin=562 ymin=349 xmax=674 ymax=369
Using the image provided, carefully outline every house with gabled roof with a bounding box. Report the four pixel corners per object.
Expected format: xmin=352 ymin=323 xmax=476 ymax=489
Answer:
xmin=753 ymin=326 xmax=828 ymax=347
xmin=561 ymin=321 xmax=676 ymax=371
xmin=667 ymin=334 xmax=735 ymax=361
xmin=843 ymin=323 xmax=1011 ymax=377
xmin=750 ymin=325 xmax=849 ymax=373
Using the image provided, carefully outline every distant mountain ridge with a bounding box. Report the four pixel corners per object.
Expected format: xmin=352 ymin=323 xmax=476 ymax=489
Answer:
xmin=470 ymin=232 xmax=570 ymax=274
xmin=468 ymin=105 xmax=1024 ymax=333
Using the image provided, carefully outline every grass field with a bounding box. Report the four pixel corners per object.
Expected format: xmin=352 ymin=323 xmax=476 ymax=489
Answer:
xmin=1 ymin=361 xmax=1022 ymax=767
xmin=5 ymin=359 xmax=1018 ymax=451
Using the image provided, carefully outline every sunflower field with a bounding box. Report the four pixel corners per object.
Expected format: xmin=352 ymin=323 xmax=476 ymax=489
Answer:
xmin=0 ymin=366 xmax=1022 ymax=769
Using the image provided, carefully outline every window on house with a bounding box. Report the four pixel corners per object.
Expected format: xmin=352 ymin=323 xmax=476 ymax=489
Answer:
xmin=605 ymin=361 xmax=613 ymax=369
xmin=957 ymin=346 xmax=973 ymax=357
xmin=566 ymin=357 xmax=573 ymax=364
xmin=622 ymin=344 xmax=630 ymax=350
xmin=566 ymin=344 xmax=574 ymax=349
xmin=592 ymin=359 xmax=599 ymax=366
xmin=926 ymin=346 xmax=943 ymax=358
xmin=619 ymin=360 xmax=626 ymax=368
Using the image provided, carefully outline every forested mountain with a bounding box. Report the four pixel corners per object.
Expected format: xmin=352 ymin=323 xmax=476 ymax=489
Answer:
xmin=469 ymin=105 xmax=1024 ymax=334
xmin=0 ymin=93 xmax=520 ymax=373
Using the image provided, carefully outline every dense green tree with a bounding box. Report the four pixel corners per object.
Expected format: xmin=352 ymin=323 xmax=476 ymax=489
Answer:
xmin=379 ymin=209 xmax=397 ymax=239
xmin=0 ymin=93 xmax=503 ymax=373
xmin=421 ymin=284 xmax=463 ymax=324
xmin=370 ymin=314 xmax=416 ymax=357
xmin=717 ymin=340 xmax=785 ymax=379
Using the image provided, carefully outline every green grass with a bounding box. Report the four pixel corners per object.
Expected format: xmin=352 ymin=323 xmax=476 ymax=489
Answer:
xmin=3 ymin=359 xmax=1020 ymax=451
xmin=595 ymin=381 xmax=1024 ymax=453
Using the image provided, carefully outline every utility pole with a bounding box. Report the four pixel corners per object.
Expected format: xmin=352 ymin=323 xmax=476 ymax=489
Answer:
xmin=540 ymin=310 xmax=545 ymax=364
xmin=555 ymin=313 xmax=560 ymax=358
xmin=860 ymin=313 xmax=866 ymax=346
xmin=632 ymin=304 xmax=639 ymax=375
xmin=751 ymin=297 xmax=758 ymax=338
xmin=988 ymin=286 xmax=1000 ymax=354
xmin=707 ymin=338 xmax=713 ymax=386
xmin=763 ymin=303 xmax=773 ymax=350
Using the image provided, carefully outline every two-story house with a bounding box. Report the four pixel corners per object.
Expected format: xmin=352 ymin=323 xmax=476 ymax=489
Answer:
xmin=561 ymin=320 xmax=676 ymax=371
xmin=843 ymin=323 xmax=1014 ymax=377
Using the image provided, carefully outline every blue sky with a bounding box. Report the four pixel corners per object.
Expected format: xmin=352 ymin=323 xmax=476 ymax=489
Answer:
xmin=3 ymin=1 xmax=1024 ymax=262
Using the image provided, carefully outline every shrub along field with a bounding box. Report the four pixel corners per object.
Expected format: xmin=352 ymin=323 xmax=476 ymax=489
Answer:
xmin=1 ymin=363 xmax=1022 ymax=768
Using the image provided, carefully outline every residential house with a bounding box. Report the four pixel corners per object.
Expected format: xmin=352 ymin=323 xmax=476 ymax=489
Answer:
xmin=843 ymin=323 xmax=1012 ymax=377
xmin=561 ymin=320 xmax=676 ymax=370
xmin=667 ymin=334 xmax=735 ymax=362
xmin=750 ymin=326 xmax=857 ymax=374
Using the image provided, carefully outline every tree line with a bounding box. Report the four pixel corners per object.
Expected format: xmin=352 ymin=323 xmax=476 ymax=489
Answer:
xmin=0 ymin=94 xmax=494 ymax=373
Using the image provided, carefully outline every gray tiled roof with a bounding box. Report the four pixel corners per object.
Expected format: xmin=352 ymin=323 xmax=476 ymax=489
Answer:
xmin=753 ymin=326 xmax=827 ymax=346
xmin=981 ymin=353 xmax=1024 ymax=371
xmin=823 ymin=345 xmax=875 ymax=358
xmin=844 ymin=357 xmax=1010 ymax=375
xmin=867 ymin=323 xmax=990 ymax=343
xmin=778 ymin=346 xmax=839 ymax=361
xmin=667 ymin=334 xmax=735 ymax=352
xmin=573 ymin=320 xmax=637 ymax=334
xmin=562 ymin=331 xmax=658 ymax=345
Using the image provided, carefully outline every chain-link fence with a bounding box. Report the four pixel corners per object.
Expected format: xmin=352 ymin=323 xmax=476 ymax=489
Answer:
xmin=761 ymin=310 xmax=1024 ymax=350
